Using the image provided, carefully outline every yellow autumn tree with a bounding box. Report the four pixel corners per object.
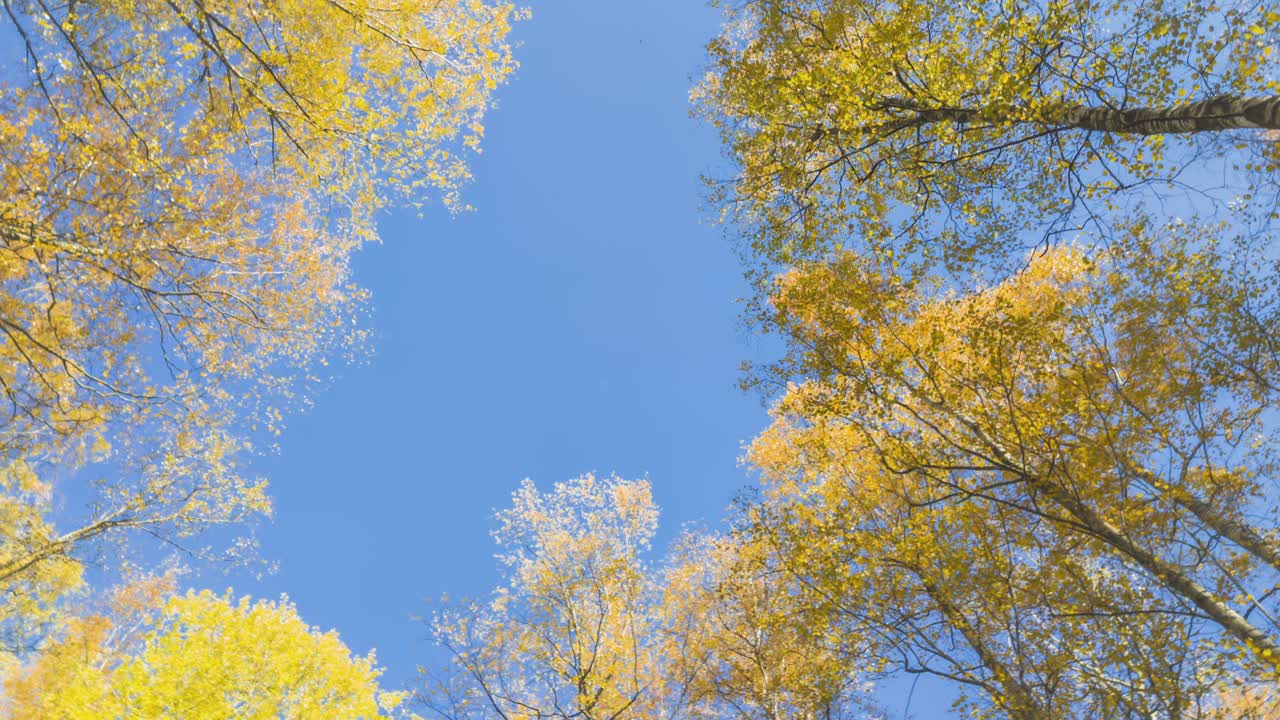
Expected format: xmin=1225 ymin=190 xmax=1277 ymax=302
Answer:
xmin=425 ymin=475 xmax=668 ymax=720
xmin=1212 ymin=683 xmax=1280 ymax=719
xmin=698 ymin=0 xmax=1280 ymax=275
xmin=422 ymin=475 xmax=875 ymax=720
xmin=0 ymin=0 xmax=519 ymax=653
xmin=662 ymin=528 xmax=874 ymax=719
xmin=748 ymin=230 xmax=1280 ymax=717
xmin=701 ymin=0 xmax=1280 ymax=715
xmin=4 ymin=575 xmax=399 ymax=718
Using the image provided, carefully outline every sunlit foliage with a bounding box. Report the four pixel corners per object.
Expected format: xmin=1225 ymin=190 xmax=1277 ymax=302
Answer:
xmin=748 ymin=230 xmax=1280 ymax=717
xmin=426 ymin=475 xmax=670 ymax=719
xmin=698 ymin=0 xmax=1280 ymax=276
xmin=422 ymin=475 xmax=874 ymax=720
xmin=0 ymin=0 xmax=519 ymax=652
xmin=4 ymin=574 xmax=399 ymax=718
xmin=701 ymin=0 xmax=1280 ymax=715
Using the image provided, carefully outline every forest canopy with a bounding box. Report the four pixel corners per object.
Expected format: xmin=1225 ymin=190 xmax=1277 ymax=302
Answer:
xmin=1 ymin=0 xmax=1278 ymax=718
xmin=0 ymin=0 xmax=518 ymax=703
xmin=696 ymin=0 xmax=1280 ymax=716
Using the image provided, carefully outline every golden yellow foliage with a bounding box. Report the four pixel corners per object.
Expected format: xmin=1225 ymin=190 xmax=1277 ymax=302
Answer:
xmin=424 ymin=475 xmax=873 ymax=720
xmin=699 ymin=0 xmax=1280 ymax=275
xmin=1211 ymin=682 xmax=1280 ymax=719
xmin=5 ymin=578 xmax=398 ymax=719
xmin=0 ymin=0 xmax=519 ymax=653
xmin=663 ymin=529 xmax=873 ymax=719
xmin=748 ymin=227 xmax=1280 ymax=716
xmin=428 ymin=475 xmax=667 ymax=720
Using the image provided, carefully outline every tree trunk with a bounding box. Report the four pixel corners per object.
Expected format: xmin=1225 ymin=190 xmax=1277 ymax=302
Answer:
xmin=0 ymin=513 xmax=130 ymax=583
xmin=914 ymin=572 xmax=1049 ymax=720
xmin=1124 ymin=461 xmax=1280 ymax=573
xmin=969 ymin=428 xmax=1280 ymax=664
xmin=911 ymin=394 xmax=1280 ymax=665
xmin=1063 ymin=95 xmax=1280 ymax=134
xmin=876 ymin=94 xmax=1280 ymax=134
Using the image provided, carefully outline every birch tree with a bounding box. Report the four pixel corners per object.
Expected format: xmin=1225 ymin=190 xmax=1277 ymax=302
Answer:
xmin=702 ymin=1 xmax=1280 ymax=714
xmin=422 ymin=476 xmax=874 ymax=720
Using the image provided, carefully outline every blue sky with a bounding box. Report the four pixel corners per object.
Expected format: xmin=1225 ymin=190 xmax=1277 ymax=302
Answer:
xmin=236 ymin=0 xmax=776 ymax=696
xmin=8 ymin=2 xmax=1258 ymax=716
xmin=0 ymin=0 xmax=957 ymax=712
xmin=0 ymin=0 xmax=962 ymax=713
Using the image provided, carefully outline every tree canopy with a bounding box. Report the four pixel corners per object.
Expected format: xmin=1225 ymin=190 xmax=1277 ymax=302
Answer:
xmin=4 ymin=0 xmax=1279 ymax=717
xmin=0 ymin=0 xmax=518 ymax=654
xmin=698 ymin=0 xmax=1280 ymax=276
xmin=698 ymin=0 xmax=1280 ymax=716
xmin=422 ymin=475 xmax=872 ymax=720
xmin=750 ymin=232 xmax=1280 ymax=716
xmin=4 ymin=574 xmax=398 ymax=718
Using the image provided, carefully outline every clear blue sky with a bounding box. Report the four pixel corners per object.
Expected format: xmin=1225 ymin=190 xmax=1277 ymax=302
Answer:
xmin=237 ymin=0 xmax=770 ymax=695
xmin=216 ymin=2 xmax=951 ymax=714
xmin=0 ymin=0 xmax=957 ymax=713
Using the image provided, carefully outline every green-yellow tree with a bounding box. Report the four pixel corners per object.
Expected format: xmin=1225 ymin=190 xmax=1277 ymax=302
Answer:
xmin=4 ymin=574 xmax=400 ymax=718
xmin=0 ymin=0 xmax=519 ymax=653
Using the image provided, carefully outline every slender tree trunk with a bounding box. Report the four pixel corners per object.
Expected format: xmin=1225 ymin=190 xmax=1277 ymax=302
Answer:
xmin=905 ymin=393 xmax=1280 ymax=664
xmin=963 ymin=425 xmax=1280 ymax=663
xmin=879 ymin=94 xmax=1280 ymax=134
xmin=1024 ymin=473 xmax=1280 ymax=661
xmin=1124 ymin=461 xmax=1280 ymax=573
xmin=1063 ymin=95 xmax=1280 ymax=134
xmin=0 ymin=513 xmax=129 ymax=583
xmin=914 ymin=572 xmax=1048 ymax=720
